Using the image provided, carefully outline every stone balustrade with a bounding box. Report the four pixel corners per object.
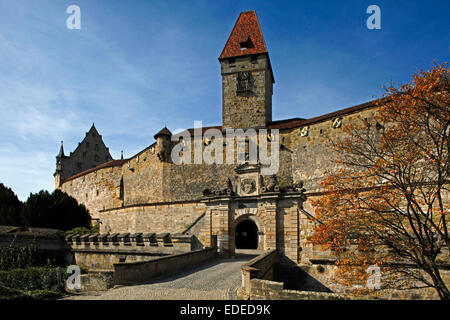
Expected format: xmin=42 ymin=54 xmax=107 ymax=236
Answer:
xmin=66 ymin=232 xmax=199 ymax=270
xmin=66 ymin=232 xmax=192 ymax=250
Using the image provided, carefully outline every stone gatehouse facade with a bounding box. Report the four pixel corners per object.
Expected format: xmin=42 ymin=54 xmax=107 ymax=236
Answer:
xmin=55 ymin=10 xmax=383 ymax=264
xmin=54 ymin=11 xmax=449 ymax=297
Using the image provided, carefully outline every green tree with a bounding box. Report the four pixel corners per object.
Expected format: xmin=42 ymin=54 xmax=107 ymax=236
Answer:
xmin=21 ymin=189 xmax=91 ymax=231
xmin=0 ymin=183 xmax=23 ymax=226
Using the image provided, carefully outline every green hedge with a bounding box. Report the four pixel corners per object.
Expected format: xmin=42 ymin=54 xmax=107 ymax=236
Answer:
xmin=0 ymin=247 xmax=37 ymax=271
xmin=0 ymin=267 xmax=68 ymax=299
xmin=0 ymin=267 xmax=65 ymax=291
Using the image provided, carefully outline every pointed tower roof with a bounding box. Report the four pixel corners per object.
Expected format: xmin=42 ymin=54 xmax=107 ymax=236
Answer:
xmin=219 ymin=11 xmax=268 ymax=60
xmin=87 ymin=123 xmax=99 ymax=136
xmin=154 ymin=127 xmax=172 ymax=140
xmin=57 ymin=141 xmax=65 ymax=158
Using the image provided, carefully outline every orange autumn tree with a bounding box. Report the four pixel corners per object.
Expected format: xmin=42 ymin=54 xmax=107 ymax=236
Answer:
xmin=310 ymin=62 xmax=450 ymax=300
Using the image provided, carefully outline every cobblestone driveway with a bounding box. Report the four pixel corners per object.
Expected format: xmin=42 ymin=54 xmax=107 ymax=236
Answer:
xmin=63 ymin=250 xmax=260 ymax=300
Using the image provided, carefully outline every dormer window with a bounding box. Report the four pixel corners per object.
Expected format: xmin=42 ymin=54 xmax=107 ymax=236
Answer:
xmin=240 ymin=37 xmax=254 ymax=51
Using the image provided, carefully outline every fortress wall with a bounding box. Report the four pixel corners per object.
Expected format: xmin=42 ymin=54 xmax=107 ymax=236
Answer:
xmin=285 ymin=107 xmax=379 ymax=264
xmin=287 ymin=107 xmax=378 ymax=193
xmin=163 ymin=134 xmax=294 ymax=202
xmin=121 ymin=146 xmax=164 ymax=205
xmin=60 ymin=165 xmax=124 ymax=220
xmin=163 ymin=161 xmax=236 ymax=203
xmin=96 ymin=202 xmax=207 ymax=236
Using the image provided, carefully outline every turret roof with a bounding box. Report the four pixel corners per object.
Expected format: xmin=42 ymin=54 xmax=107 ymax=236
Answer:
xmin=57 ymin=141 xmax=65 ymax=158
xmin=154 ymin=127 xmax=172 ymax=140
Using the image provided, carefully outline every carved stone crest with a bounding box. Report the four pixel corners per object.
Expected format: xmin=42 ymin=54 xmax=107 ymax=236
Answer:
xmin=241 ymin=178 xmax=256 ymax=194
xmin=237 ymin=71 xmax=254 ymax=94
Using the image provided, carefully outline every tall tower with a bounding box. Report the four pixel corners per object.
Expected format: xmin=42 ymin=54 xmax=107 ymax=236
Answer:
xmin=219 ymin=11 xmax=275 ymax=129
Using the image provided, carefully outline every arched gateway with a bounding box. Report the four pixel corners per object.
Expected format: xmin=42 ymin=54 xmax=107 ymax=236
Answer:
xmin=235 ymin=219 xmax=258 ymax=249
xmin=202 ymin=162 xmax=307 ymax=260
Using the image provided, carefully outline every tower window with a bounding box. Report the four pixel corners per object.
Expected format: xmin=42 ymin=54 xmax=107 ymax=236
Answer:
xmin=240 ymin=37 xmax=253 ymax=51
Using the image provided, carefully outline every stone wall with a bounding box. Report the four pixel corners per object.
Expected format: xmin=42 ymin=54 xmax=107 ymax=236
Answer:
xmin=60 ymin=165 xmax=123 ymax=220
xmin=288 ymin=107 xmax=377 ymax=192
xmin=247 ymin=278 xmax=347 ymax=300
xmin=0 ymin=226 xmax=73 ymax=266
xmin=114 ymin=239 xmax=217 ymax=286
xmin=97 ymin=201 xmax=207 ymax=236
xmin=221 ymin=54 xmax=273 ymax=129
xmin=121 ymin=145 xmax=164 ymax=205
xmin=300 ymin=263 xmax=450 ymax=300
xmin=240 ymin=249 xmax=278 ymax=295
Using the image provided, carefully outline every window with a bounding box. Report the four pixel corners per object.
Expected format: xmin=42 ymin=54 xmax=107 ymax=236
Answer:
xmin=77 ymin=162 xmax=82 ymax=170
xmin=251 ymin=55 xmax=257 ymax=64
xmin=95 ymin=144 xmax=99 ymax=151
xmin=240 ymin=37 xmax=253 ymax=51
xmin=83 ymin=152 xmax=86 ymax=158
xmin=95 ymin=155 xmax=99 ymax=162
xmin=86 ymin=142 xmax=90 ymax=148
xmin=229 ymin=58 xmax=236 ymax=67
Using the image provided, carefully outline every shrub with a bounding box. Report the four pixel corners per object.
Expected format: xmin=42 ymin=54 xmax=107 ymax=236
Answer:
xmin=66 ymin=224 xmax=99 ymax=236
xmin=0 ymin=247 xmax=37 ymax=271
xmin=0 ymin=266 xmax=70 ymax=300
xmin=0 ymin=284 xmax=30 ymax=300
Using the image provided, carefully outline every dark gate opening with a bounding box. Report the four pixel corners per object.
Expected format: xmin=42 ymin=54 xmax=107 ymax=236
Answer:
xmin=235 ymin=219 xmax=258 ymax=249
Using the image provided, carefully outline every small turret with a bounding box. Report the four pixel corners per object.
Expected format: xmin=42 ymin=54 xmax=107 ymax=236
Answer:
xmin=54 ymin=141 xmax=66 ymax=188
xmin=154 ymin=127 xmax=172 ymax=162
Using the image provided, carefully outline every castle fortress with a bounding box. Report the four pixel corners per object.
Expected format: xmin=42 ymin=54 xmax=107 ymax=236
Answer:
xmin=55 ymin=11 xmax=385 ymax=265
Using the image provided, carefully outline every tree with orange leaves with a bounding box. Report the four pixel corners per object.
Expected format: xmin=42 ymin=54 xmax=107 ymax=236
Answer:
xmin=310 ymin=62 xmax=450 ymax=299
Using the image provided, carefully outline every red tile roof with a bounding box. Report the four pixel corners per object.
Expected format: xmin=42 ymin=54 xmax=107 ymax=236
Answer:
xmin=266 ymin=100 xmax=379 ymax=130
xmin=62 ymin=159 xmax=128 ymax=184
xmin=219 ymin=11 xmax=268 ymax=60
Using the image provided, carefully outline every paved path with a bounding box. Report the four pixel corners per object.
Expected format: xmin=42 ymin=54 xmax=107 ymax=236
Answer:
xmin=63 ymin=250 xmax=261 ymax=300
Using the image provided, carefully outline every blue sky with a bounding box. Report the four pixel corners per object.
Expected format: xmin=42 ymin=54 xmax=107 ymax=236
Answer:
xmin=0 ymin=0 xmax=448 ymax=200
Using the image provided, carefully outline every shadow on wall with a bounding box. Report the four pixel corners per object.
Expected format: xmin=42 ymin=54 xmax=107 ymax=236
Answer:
xmin=191 ymin=236 xmax=203 ymax=250
xmin=274 ymin=260 xmax=332 ymax=292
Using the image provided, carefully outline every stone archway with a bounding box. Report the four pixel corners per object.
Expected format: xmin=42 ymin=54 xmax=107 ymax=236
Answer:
xmin=235 ymin=219 xmax=259 ymax=249
xmin=233 ymin=213 xmax=265 ymax=251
